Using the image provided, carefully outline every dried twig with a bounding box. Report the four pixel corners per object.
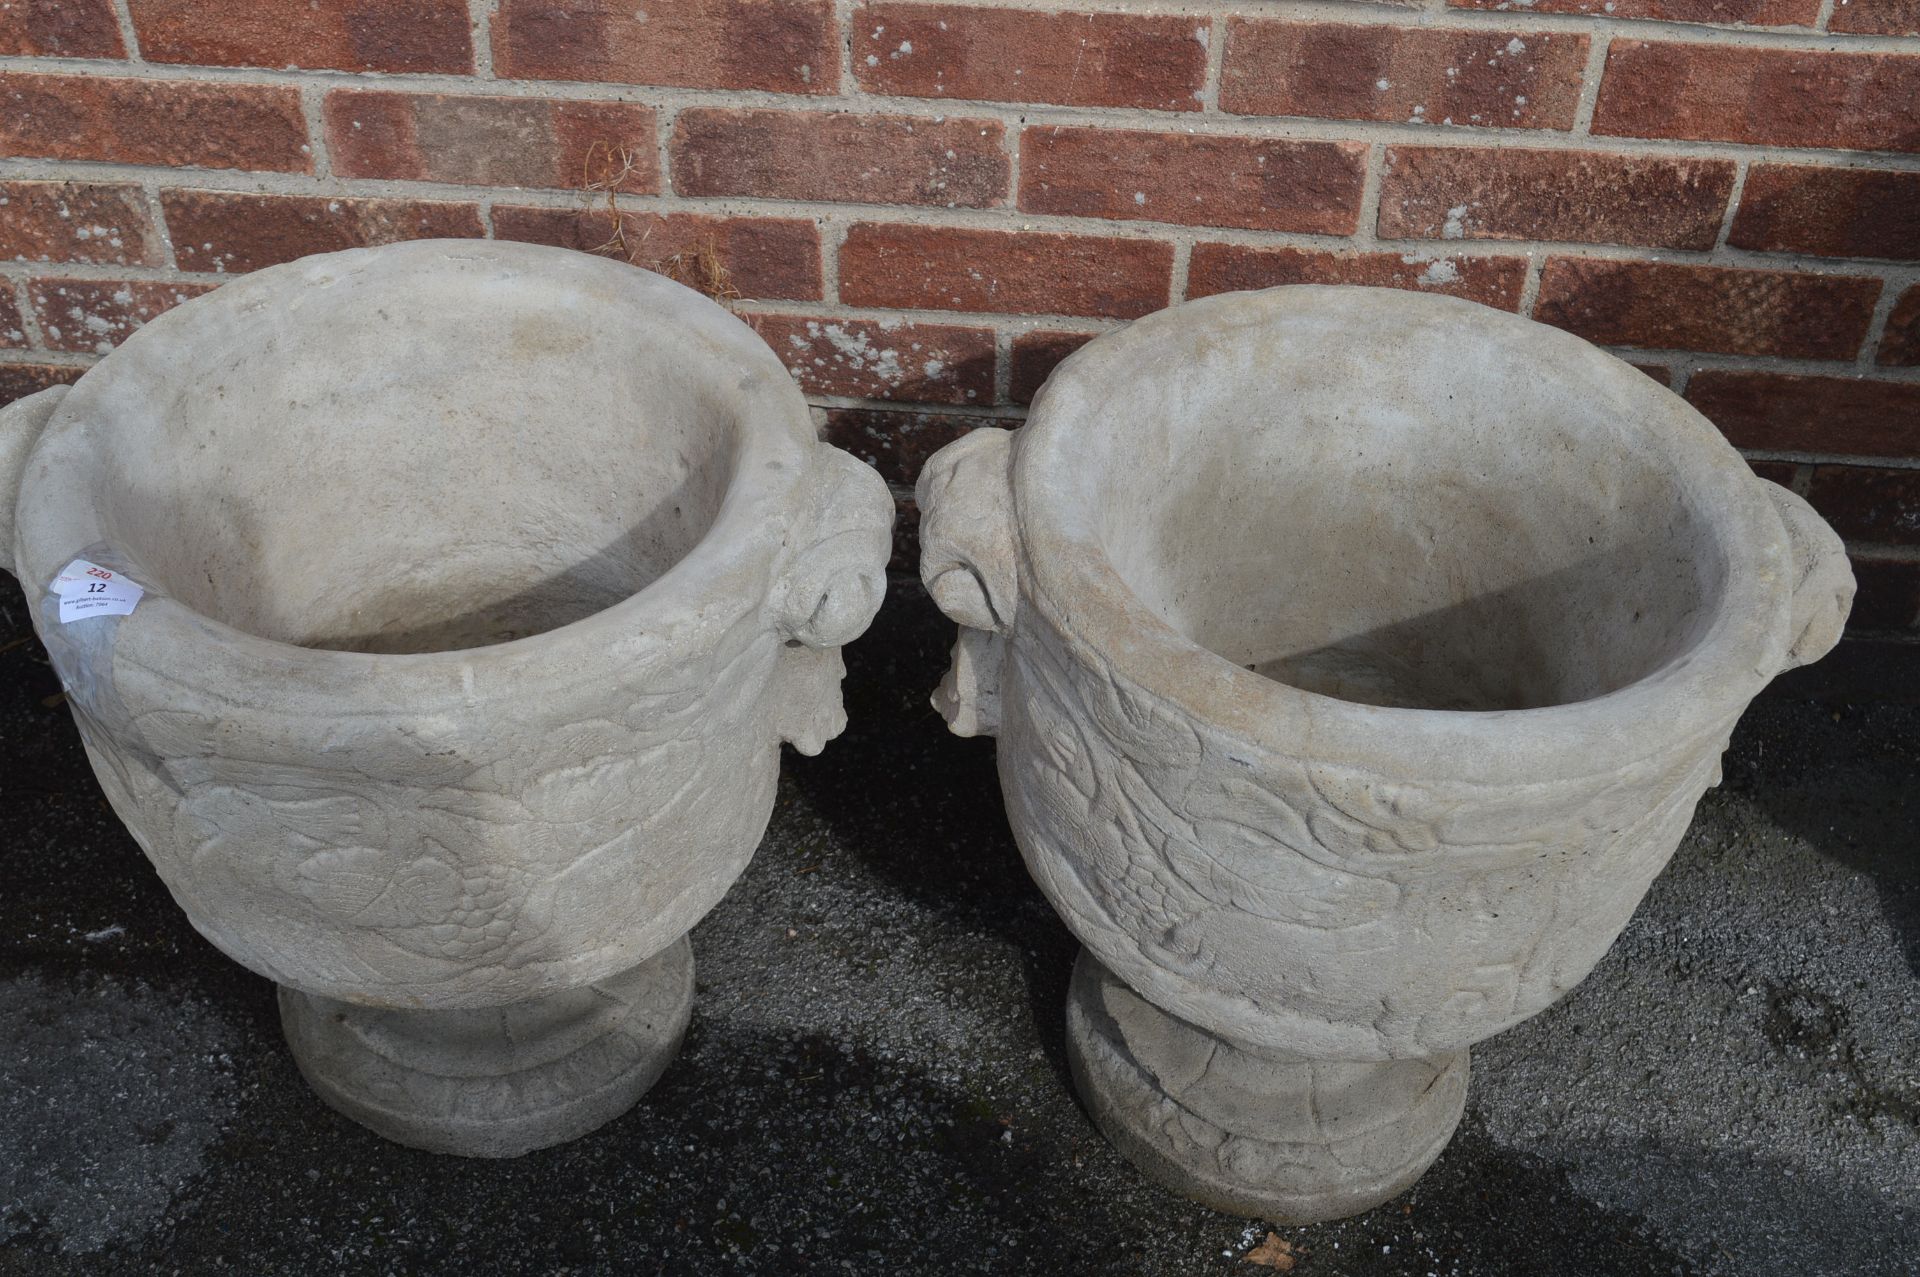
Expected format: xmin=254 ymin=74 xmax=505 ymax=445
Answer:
xmin=578 ymin=140 xmax=739 ymax=306
xmin=654 ymin=236 xmax=742 ymax=304
xmin=581 ymin=140 xmax=644 ymax=262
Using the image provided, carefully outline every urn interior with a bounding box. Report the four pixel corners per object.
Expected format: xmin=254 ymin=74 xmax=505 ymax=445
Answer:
xmin=1089 ymin=328 xmax=1729 ymax=712
xmin=88 ymin=265 xmax=743 ymax=654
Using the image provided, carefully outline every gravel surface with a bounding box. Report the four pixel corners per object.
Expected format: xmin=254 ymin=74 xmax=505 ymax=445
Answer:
xmin=1 ymin=580 xmax=1915 ymax=1276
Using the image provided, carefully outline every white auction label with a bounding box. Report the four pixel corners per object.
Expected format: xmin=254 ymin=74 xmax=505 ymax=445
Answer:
xmin=52 ymin=559 xmax=145 ymax=623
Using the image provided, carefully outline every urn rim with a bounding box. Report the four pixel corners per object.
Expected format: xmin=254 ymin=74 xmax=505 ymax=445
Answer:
xmin=12 ymin=239 xmax=816 ymax=710
xmin=1013 ymin=286 xmax=1793 ymax=783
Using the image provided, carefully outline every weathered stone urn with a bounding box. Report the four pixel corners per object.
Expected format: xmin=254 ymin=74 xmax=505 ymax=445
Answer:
xmin=0 ymin=240 xmax=892 ymax=1157
xmin=916 ymin=286 xmax=1855 ymax=1222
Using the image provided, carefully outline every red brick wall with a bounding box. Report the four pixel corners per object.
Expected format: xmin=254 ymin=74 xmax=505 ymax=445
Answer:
xmin=2 ymin=0 xmax=1917 ymax=628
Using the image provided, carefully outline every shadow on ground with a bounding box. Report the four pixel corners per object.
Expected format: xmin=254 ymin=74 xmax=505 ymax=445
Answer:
xmin=1730 ymin=694 xmax=1920 ymax=979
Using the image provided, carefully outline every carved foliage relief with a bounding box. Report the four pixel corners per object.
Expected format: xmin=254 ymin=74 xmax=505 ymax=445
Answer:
xmin=79 ymin=610 xmax=796 ymax=1005
xmin=999 ymin=602 xmax=1735 ymax=1060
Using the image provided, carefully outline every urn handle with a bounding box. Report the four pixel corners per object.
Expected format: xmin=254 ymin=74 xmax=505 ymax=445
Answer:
xmin=0 ymin=384 xmax=69 ymax=571
xmin=774 ymin=441 xmax=894 ymax=650
xmin=916 ymin=426 xmax=1018 ymax=737
xmin=1758 ymin=479 xmax=1855 ymax=673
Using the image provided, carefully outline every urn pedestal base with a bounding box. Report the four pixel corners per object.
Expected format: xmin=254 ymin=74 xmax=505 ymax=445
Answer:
xmin=1065 ymin=950 xmax=1468 ymax=1224
xmin=279 ymin=936 xmax=695 ymax=1158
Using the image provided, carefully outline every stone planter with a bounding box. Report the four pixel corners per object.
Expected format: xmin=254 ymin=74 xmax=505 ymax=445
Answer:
xmin=916 ymin=286 xmax=1854 ymax=1222
xmin=0 ymin=240 xmax=892 ymax=1157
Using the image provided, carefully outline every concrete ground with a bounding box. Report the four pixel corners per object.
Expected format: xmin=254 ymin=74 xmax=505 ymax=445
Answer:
xmin=1 ymin=580 xmax=1916 ymax=1276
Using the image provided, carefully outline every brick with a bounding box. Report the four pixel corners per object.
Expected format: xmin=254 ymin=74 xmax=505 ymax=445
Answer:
xmin=1686 ymin=371 xmax=1920 ymax=456
xmin=1187 ymin=245 xmax=1528 ymax=311
xmin=326 ymin=92 xmax=657 ymax=193
xmin=28 ymin=278 xmax=216 ymax=354
xmin=164 ymin=192 xmax=483 ymax=275
xmin=1222 ymin=21 xmax=1588 ymax=131
xmin=128 ymin=0 xmax=471 ymax=73
xmin=672 ymin=110 xmax=1007 ymax=208
xmin=1847 ymin=554 xmax=1920 ymax=629
xmin=1448 ymin=0 xmax=1820 ymax=23
xmin=1748 ymin=460 xmax=1800 ymax=486
xmin=0 ymin=292 xmax=24 ymax=349
xmin=0 ymin=73 xmax=309 ymax=173
xmin=747 ymin=315 xmax=995 ymax=405
xmin=1806 ymin=466 xmax=1920 ymax=545
xmin=1010 ymin=331 xmax=1097 ymax=405
xmin=0 ymin=362 xmax=85 ymax=410
xmin=1632 ymin=363 xmax=1675 ymax=387
xmin=0 ymin=0 xmax=125 ymax=57
xmin=1378 ymin=147 xmax=1734 ymax=251
xmin=492 ymin=206 xmax=822 ymax=302
xmin=1534 ymin=260 xmax=1879 ymax=360
xmin=0 ymin=181 xmax=156 ymax=267
xmin=1830 ymin=0 xmax=1920 ymax=35
xmin=1021 ymin=129 xmax=1366 ymax=235
xmin=1881 ymin=286 xmax=1920 ymax=367
xmin=841 ymin=224 xmax=1171 ymax=320
xmin=822 ymin=410 xmax=1013 ymax=484
xmin=1593 ymin=42 xmax=1920 ymax=153
xmin=1728 ymin=165 xmax=1920 ymax=262
xmin=495 ymin=0 xmax=835 ymax=94
xmin=852 ymin=4 xmax=1207 ymax=111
